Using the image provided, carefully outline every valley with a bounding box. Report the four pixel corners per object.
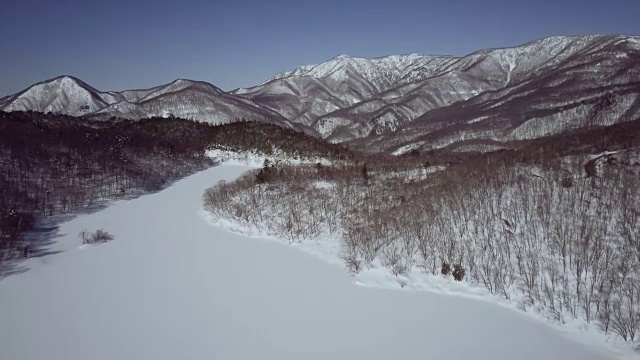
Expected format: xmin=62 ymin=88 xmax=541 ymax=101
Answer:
xmin=1 ymin=33 xmax=640 ymax=358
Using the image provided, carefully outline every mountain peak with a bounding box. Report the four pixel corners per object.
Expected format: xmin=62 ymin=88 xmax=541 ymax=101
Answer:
xmin=0 ymin=74 xmax=109 ymax=115
xmin=333 ymin=54 xmax=352 ymax=60
xmin=31 ymin=75 xmax=96 ymax=92
xmin=45 ymin=74 xmax=82 ymax=83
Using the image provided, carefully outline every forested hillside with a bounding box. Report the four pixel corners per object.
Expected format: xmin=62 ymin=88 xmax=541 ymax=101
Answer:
xmin=0 ymin=111 xmax=349 ymax=269
xmin=204 ymin=119 xmax=640 ymax=343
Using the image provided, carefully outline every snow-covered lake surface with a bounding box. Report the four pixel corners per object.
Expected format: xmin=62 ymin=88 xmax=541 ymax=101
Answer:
xmin=0 ymin=165 xmax=621 ymax=359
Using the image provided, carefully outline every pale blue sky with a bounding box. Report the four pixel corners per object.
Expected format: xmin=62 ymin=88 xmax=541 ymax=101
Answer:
xmin=1 ymin=0 xmax=638 ymax=95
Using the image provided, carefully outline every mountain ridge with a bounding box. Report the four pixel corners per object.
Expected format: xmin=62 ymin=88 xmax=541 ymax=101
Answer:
xmin=0 ymin=76 xmax=298 ymax=129
xmin=235 ymin=34 xmax=640 ymax=140
xmin=2 ymin=34 xmax=640 ymax=152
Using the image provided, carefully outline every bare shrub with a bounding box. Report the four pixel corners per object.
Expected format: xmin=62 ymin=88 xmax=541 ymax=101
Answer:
xmin=342 ymin=247 xmax=362 ymax=274
xmin=381 ymin=243 xmax=407 ymax=276
xmin=78 ymin=229 xmax=90 ymax=244
xmin=80 ymin=229 xmax=114 ymax=244
xmin=609 ymin=280 xmax=640 ymax=341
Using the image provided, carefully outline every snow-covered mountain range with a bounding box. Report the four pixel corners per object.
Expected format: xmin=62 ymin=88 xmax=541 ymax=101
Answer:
xmin=237 ymin=35 xmax=640 ymax=153
xmin=0 ymin=76 xmax=295 ymax=128
xmin=348 ymin=35 xmax=640 ymax=153
xmin=2 ymin=34 xmax=640 ymax=153
xmin=233 ymin=53 xmax=460 ymax=127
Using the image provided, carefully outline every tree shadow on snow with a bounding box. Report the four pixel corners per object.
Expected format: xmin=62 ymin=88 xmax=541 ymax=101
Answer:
xmin=0 ymin=220 xmax=65 ymax=280
xmin=0 ymin=260 xmax=29 ymax=280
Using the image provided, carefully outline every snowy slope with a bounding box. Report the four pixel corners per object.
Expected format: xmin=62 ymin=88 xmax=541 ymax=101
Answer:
xmin=0 ymin=165 xmax=625 ymax=360
xmin=359 ymin=35 xmax=640 ymax=152
xmin=313 ymin=35 xmax=640 ymax=143
xmin=234 ymin=53 xmax=460 ymax=126
xmin=0 ymin=76 xmax=113 ymax=116
xmin=233 ymin=76 xmax=354 ymax=127
xmin=93 ymin=80 xmax=298 ymax=128
xmin=270 ymin=53 xmax=458 ymax=90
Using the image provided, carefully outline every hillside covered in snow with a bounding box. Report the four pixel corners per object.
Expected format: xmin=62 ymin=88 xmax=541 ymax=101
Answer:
xmin=0 ymin=163 xmax=629 ymax=360
xmin=201 ymin=117 xmax=640 ymax=357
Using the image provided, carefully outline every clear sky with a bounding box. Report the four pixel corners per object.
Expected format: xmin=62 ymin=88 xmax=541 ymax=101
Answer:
xmin=1 ymin=0 xmax=638 ymax=96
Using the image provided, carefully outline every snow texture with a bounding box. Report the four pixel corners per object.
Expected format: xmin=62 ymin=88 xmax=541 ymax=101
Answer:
xmin=0 ymin=164 xmax=631 ymax=360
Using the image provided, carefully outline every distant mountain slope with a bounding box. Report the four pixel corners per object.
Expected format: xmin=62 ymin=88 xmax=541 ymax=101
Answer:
xmin=270 ymin=53 xmax=460 ymax=90
xmin=0 ymin=77 xmax=297 ymax=128
xmin=354 ymin=35 xmax=640 ymax=153
xmin=238 ymin=35 xmax=640 ymax=151
xmin=234 ymin=54 xmax=458 ymax=126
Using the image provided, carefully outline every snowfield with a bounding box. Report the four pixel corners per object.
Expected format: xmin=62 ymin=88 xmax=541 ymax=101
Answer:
xmin=0 ymin=165 xmax=627 ymax=359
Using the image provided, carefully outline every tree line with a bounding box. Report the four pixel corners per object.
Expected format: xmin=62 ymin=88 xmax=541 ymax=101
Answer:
xmin=0 ymin=111 xmax=349 ymax=269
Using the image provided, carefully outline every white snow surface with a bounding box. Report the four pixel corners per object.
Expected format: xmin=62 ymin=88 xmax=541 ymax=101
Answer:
xmin=0 ymin=164 xmax=630 ymax=360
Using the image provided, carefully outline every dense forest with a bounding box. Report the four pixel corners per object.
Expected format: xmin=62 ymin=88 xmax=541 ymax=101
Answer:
xmin=0 ymin=111 xmax=350 ymax=269
xmin=204 ymin=119 xmax=640 ymax=342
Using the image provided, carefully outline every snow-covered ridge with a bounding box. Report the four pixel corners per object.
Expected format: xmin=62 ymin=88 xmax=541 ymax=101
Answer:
xmin=0 ymin=76 xmax=292 ymax=127
xmin=4 ymin=34 xmax=640 ymax=147
xmin=236 ymin=34 xmax=640 ymax=144
xmin=268 ymin=35 xmax=638 ymax=85
xmin=271 ymin=53 xmax=449 ymax=82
